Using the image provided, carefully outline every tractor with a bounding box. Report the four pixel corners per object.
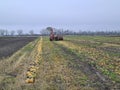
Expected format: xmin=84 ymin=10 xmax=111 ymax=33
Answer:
xmin=46 ymin=27 xmax=63 ymax=41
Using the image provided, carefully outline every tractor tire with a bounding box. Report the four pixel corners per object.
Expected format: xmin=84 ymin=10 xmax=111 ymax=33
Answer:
xmin=59 ymin=37 xmax=63 ymax=40
xmin=50 ymin=38 xmax=53 ymax=41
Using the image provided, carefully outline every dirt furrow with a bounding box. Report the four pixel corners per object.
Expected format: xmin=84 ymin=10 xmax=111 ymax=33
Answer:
xmin=0 ymin=37 xmax=37 ymax=58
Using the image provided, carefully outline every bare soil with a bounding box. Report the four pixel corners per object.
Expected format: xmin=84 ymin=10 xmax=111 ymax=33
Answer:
xmin=0 ymin=37 xmax=37 ymax=58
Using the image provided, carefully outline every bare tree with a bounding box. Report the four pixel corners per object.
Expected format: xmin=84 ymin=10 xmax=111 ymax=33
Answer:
xmin=40 ymin=29 xmax=50 ymax=35
xmin=0 ymin=29 xmax=5 ymax=36
xmin=17 ymin=30 xmax=23 ymax=36
xmin=29 ymin=30 xmax=34 ymax=35
xmin=5 ymin=30 xmax=9 ymax=36
xmin=10 ymin=30 xmax=15 ymax=36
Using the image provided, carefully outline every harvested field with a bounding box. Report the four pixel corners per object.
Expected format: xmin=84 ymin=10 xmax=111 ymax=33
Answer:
xmin=0 ymin=36 xmax=119 ymax=90
xmin=0 ymin=37 xmax=38 ymax=58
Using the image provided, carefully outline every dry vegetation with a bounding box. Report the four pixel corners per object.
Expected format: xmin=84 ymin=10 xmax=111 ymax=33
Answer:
xmin=0 ymin=36 xmax=119 ymax=90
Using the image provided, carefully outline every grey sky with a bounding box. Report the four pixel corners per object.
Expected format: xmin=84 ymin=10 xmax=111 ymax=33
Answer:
xmin=0 ymin=0 xmax=120 ymax=32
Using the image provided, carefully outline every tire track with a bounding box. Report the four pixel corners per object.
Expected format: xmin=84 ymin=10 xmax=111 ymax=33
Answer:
xmin=34 ymin=39 xmax=97 ymax=90
xmin=53 ymin=41 xmax=114 ymax=90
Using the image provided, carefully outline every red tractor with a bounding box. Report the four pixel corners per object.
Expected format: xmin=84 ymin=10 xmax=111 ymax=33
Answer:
xmin=46 ymin=27 xmax=63 ymax=41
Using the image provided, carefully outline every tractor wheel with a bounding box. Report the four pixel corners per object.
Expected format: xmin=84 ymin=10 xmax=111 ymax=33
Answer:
xmin=60 ymin=37 xmax=63 ymax=40
xmin=50 ymin=38 xmax=53 ymax=41
xmin=61 ymin=38 xmax=63 ymax=40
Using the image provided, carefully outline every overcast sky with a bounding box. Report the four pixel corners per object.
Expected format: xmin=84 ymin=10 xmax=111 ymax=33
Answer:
xmin=0 ymin=0 xmax=120 ymax=33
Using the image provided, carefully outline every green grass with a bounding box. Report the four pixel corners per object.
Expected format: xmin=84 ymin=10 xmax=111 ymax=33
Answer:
xmin=57 ymin=35 xmax=120 ymax=83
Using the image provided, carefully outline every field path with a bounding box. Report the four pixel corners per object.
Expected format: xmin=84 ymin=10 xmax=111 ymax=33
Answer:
xmin=32 ymin=37 xmax=96 ymax=90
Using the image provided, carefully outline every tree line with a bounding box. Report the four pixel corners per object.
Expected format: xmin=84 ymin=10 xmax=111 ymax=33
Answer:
xmin=0 ymin=29 xmax=120 ymax=36
xmin=0 ymin=29 xmax=34 ymax=36
xmin=40 ymin=28 xmax=120 ymax=36
xmin=68 ymin=30 xmax=120 ymax=36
